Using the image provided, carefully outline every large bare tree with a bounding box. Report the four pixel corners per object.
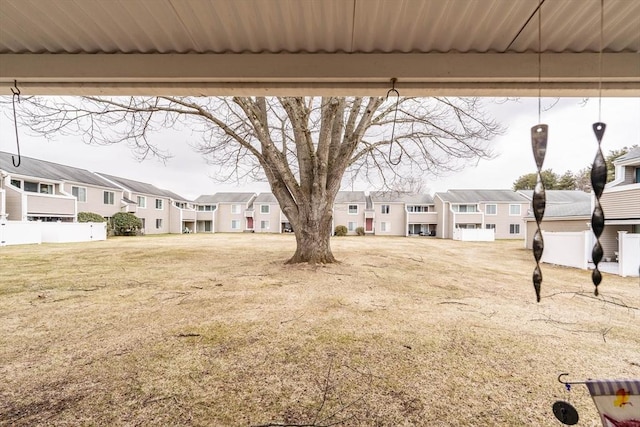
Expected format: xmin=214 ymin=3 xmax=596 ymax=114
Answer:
xmin=15 ymin=96 xmax=501 ymax=263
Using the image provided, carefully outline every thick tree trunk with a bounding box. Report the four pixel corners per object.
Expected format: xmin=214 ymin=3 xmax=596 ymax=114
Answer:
xmin=286 ymin=208 xmax=336 ymax=264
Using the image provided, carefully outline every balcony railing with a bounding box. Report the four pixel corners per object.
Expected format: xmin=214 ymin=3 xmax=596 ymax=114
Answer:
xmin=26 ymin=193 xmax=75 ymax=216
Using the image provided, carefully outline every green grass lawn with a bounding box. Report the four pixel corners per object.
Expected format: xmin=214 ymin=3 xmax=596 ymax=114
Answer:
xmin=1 ymin=234 xmax=638 ymax=426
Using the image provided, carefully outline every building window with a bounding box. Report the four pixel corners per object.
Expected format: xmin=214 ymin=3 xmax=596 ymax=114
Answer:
xmin=10 ymin=179 xmax=21 ymax=188
xmin=485 ymin=204 xmax=497 ymax=215
xmin=510 ymin=224 xmax=520 ymax=234
xmin=635 ymin=167 xmax=640 ymax=183
xmin=136 ymin=196 xmax=146 ymax=208
xmin=261 ymin=205 xmax=270 ymax=214
xmin=231 ymin=220 xmax=240 ymax=230
xmin=231 ymin=204 xmax=241 ymax=214
xmin=407 ymin=205 xmax=430 ymax=213
xmin=381 ymin=222 xmax=390 ymax=232
xmin=348 ymin=205 xmax=358 ymax=214
xmin=24 ymin=181 xmax=38 ymax=192
xmin=381 ymin=205 xmax=390 ymax=214
xmin=155 ymin=199 xmax=163 ymax=210
xmin=156 ymin=219 xmax=162 ymax=229
xmin=261 ymin=220 xmax=270 ymax=230
xmin=453 ymin=204 xmax=477 ymax=213
xmin=348 ymin=222 xmax=356 ymax=231
xmin=72 ymin=186 xmax=87 ymax=202
xmin=509 ymin=204 xmax=521 ymax=216
xmin=103 ymin=191 xmax=115 ymax=205
xmin=198 ymin=205 xmax=216 ymax=211
xmin=39 ymin=184 xmax=53 ymax=194
xmin=486 ymin=224 xmax=496 ymax=230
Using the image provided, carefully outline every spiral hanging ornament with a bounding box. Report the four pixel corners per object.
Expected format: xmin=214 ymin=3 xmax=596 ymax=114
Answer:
xmin=531 ymin=124 xmax=548 ymax=302
xmin=590 ymin=122 xmax=607 ymax=296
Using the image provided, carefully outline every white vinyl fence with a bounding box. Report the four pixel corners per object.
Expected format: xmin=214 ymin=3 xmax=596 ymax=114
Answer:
xmin=0 ymin=221 xmax=107 ymax=246
xmin=452 ymin=228 xmax=495 ymax=242
xmin=618 ymin=232 xmax=640 ymax=277
xmin=540 ymin=231 xmax=591 ymax=270
xmin=0 ymin=221 xmax=42 ymax=246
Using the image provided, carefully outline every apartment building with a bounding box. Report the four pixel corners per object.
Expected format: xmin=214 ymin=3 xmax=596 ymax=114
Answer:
xmin=1 ymin=151 xmax=122 ymax=222
xmin=97 ymin=173 xmax=195 ymax=235
xmin=251 ymin=192 xmax=291 ymax=233
xmin=435 ymin=189 xmax=530 ymax=239
xmin=332 ymin=191 xmax=367 ymax=235
xmin=194 ymin=192 xmax=256 ymax=233
xmin=7 ymin=151 xmax=592 ymax=244
xmin=368 ymin=192 xmax=437 ymax=236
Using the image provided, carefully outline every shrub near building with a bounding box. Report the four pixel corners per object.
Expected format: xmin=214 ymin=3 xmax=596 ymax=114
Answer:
xmin=111 ymin=212 xmax=143 ymax=236
xmin=334 ymin=225 xmax=348 ymax=236
xmin=77 ymin=212 xmax=106 ymax=223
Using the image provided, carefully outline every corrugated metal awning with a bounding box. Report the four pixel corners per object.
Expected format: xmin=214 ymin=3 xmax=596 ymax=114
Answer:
xmin=0 ymin=0 xmax=638 ymax=96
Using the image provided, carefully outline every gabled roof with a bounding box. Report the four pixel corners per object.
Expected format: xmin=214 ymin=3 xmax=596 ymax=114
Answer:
xmin=614 ymin=146 xmax=640 ymax=164
xmin=254 ymin=193 xmax=279 ymax=204
xmin=0 ymin=151 xmax=119 ymax=189
xmin=370 ymin=191 xmax=434 ymax=204
xmin=97 ymin=173 xmax=189 ymax=201
xmin=436 ymin=189 xmax=528 ymax=203
xmin=518 ymin=190 xmax=591 ymax=204
xmin=525 ymin=201 xmax=592 ymax=219
xmin=195 ymin=192 xmax=256 ymax=204
xmin=335 ymin=191 xmax=366 ymax=204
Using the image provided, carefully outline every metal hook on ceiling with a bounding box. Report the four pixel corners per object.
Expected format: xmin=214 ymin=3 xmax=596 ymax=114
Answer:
xmin=11 ymin=80 xmax=22 ymax=168
xmin=386 ymin=78 xmax=402 ymax=166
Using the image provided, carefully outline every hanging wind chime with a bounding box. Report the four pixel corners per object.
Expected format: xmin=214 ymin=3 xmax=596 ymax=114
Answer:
xmin=590 ymin=0 xmax=607 ymax=297
xmin=531 ymin=0 xmax=547 ymax=303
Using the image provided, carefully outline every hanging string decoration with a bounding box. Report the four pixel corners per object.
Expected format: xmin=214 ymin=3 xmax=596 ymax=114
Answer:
xmin=531 ymin=125 xmax=548 ymax=302
xmin=590 ymin=123 xmax=606 ymax=296
xmin=590 ymin=0 xmax=607 ymax=297
xmin=530 ymin=0 xmax=547 ymax=302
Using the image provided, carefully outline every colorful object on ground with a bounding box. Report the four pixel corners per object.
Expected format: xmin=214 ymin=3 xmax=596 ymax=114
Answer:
xmin=587 ymin=379 xmax=640 ymax=427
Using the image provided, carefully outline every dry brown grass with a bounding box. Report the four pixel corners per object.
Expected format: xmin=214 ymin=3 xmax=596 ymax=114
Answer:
xmin=0 ymin=234 xmax=638 ymax=426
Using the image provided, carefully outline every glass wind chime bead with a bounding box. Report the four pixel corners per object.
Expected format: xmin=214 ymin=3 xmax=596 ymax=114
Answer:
xmin=590 ymin=122 xmax=607 ymax=296
xmin=531 ymin=124 xmax=548 ymax=302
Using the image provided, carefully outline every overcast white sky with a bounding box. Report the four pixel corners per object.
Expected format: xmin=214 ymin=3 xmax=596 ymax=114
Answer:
xmin=1 ymin=97 xmax=638 ymax=200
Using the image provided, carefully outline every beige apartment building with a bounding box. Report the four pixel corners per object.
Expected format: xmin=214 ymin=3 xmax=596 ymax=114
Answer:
xmin=251 ymin=192 xmax=291 ymax=233
xmin=97 ymin=173 xmax=195 ymax=235
xmin=435 ymin=190 xmax=530 ymax=239
xmin=1 ymin=151 xmax=123 ymax=222
xmin=1 ymin=152 xmax=194 ymax=235
xmin=369 ymin=192 xmax=437 ymax=236
xmin=332 ymin=191 xmax=367 ymax=235
xmin=195 ymin=192 xmax=256 ymax=233
xmin=7 ymin=151 xmax=608 ymax=245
